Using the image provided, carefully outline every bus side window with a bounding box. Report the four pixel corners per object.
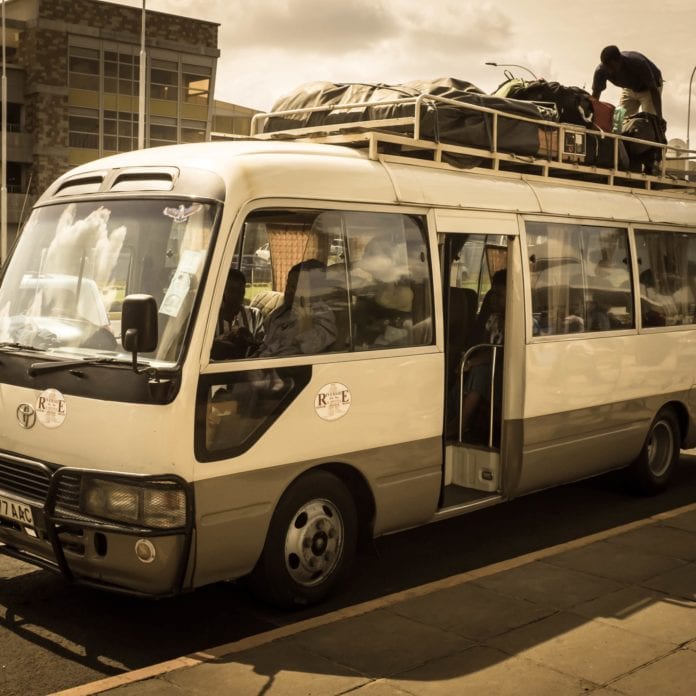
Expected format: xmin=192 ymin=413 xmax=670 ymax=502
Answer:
xmin=527 ymin=221 xmax=633 ymax=335
xmin=347 ymin=213 xmax=432 ymax=350
xmin=636 ymin=230 xmax=696 ymax=328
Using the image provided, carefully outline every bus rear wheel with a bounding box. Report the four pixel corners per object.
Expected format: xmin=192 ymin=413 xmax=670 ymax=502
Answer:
xmin=250 ymin=470 xmax=357 ymax=608
xmin=630 ymin=407 xmax=680 ymax=495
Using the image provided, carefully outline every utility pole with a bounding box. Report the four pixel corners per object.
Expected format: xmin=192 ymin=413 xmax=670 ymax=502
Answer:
xmin=1 ymin=0 xmax=8 ymax=265
xmin=138 ymin=0 xmax=146 ymax=149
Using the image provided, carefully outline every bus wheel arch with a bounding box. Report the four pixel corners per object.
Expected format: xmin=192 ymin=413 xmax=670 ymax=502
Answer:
xmin=629 ymin=405 xmax=680 ymax=495
xmin=249 ymin=467 xmax=360 ymax=608
xmin=663 ymin=400 xmax=689 ymax=447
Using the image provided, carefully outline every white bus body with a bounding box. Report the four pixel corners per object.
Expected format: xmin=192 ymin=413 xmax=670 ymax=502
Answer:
xmin=1 ymin=109 xmax=696 ymax=606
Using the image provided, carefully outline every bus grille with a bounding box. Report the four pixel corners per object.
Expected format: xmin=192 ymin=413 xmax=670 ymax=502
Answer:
xmin=0 ymin=456 xmax=81 ymax=511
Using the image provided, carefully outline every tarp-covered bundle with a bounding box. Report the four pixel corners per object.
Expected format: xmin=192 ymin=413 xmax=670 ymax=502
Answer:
xmin=264 ymin=77 xmax=557 ymax=157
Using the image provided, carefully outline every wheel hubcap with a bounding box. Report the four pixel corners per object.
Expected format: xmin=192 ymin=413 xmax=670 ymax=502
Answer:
xmin=284 ymin=498 xmax=343 ymax=587
xmin=646 ymin=420 xmax=674 ymax=478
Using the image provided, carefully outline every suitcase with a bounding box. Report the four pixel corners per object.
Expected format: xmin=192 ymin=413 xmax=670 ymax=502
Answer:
xmin=589 ymin=97 xmax=615 ymax=132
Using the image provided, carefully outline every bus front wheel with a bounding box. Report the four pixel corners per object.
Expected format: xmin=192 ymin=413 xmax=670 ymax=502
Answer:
xmin=250 ymin=470 xmax=357 ymax=608
xmin=630 ymin=407 xmax=680 ymax=495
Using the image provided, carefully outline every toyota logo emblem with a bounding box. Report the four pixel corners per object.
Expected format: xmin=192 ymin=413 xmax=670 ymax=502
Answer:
xmin=17 ymin=404 xmax=37 ymax=429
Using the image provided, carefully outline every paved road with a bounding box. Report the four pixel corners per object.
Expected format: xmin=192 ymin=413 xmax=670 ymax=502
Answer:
xmin=2 ymin=455 xmax=696 ymax=696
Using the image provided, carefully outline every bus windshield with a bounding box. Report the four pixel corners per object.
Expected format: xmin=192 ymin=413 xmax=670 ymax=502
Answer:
xmin=0 ymin=199 xmax=219 ymax=366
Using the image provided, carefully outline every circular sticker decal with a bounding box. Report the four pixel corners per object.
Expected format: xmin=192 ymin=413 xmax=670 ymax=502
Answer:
xmin=314 ymin=383 xmax=351 ymax=422
xmin=36 ymin=388 xmax=67 ymax=429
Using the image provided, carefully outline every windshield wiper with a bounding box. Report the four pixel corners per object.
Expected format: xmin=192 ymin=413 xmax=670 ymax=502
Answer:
xmin=27 ymin=356 xmax=128 ymax=377
xmin=0 ymin=341 xmax=42 ymax=352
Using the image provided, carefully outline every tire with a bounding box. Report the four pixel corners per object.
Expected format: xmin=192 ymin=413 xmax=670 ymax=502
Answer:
xmin=629 ymin=407 xmax=680 ymax=495
xmin=250 ymin=470 xmax=357 ymax=608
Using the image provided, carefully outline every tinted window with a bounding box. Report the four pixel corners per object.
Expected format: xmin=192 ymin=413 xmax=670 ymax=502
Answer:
xmin=527 ymin=222 xmax=633 ymax=335
xmin=211 ymin=209 xmax=433 ymax=361
xmin=635 ymin=230 xmax=696 ymax=327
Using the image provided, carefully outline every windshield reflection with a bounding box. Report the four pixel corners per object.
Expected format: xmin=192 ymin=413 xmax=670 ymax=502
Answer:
xmin=0 ymin=199 xmax=218 ymax=365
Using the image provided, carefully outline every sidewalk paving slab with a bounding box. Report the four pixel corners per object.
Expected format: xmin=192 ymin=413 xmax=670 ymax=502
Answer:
xmin=52 ymin=502 xmax=696 ymax=696
xmin=540 ymin=539 xmax=688 ymax=584
xmin=609 ymin=648 xmax=696 ymax=696
xmin=384 ymin=645 xmax=596 ymax=696
xmin=469 ymin=559 xmax=626 ymax=609
xmin=287 ymin=608 xmax=474 ymax=678
xmin=569 ymin=585 xmax=696 ymax=645
xmin=603 ymin=523 xmax=696 ymax=561
xmin=486 ymin=610 xmax=676 ymax=685
xmin=386 ymin=581 xmax=556 ymax=641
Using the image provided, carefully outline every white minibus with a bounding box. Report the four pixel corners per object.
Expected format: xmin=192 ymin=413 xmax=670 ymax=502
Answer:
xmin=1 ymin=97 xmax=695 ymax=607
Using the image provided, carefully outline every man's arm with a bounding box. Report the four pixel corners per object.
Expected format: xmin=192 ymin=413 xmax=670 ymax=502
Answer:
xmin=591 ymin=65 xmax=607 ymax=99
xmin=649 ymin=86 xmax=663 ymax=120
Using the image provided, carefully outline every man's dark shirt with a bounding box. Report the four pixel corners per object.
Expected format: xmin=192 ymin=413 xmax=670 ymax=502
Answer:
xmin=592 ymin=51 xmax=663 ymax=94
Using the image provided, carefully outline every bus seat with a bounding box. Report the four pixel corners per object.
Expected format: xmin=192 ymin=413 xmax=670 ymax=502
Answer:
xmin=250 ymin=290 xmax=284 ymax=321
xmin=449 ymin=287 xmax=478 ymax=351
xmin=324 ymin=262 xmax=351 ymax=351
xmin=447 ymin=287 xmax=478 ymax=381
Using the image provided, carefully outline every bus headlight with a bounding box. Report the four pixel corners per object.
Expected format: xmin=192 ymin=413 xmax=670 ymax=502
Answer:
xmin=81 ymin=478 xmax=187 ymax=529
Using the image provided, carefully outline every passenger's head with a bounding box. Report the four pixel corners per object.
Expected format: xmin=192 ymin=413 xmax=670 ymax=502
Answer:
xmin=221 ymin=268 xmax=246 ymax=318
xmin=285 ymin=259 xmax=326 ymax=306
xmin=600 ymin=45 xmax=622 ymax=73
xmin=490 ymin=268 xmax=507 ymax=311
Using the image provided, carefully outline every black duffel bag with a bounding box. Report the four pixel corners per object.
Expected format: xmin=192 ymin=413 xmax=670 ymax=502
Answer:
xmin=621 ymin=112 xmax=667 ymax=174
xmin=505 ymin=79 xmax=593 ymax=128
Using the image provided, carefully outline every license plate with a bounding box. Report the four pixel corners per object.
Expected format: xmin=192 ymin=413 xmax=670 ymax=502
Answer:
xmin=0 ymin=494 xmax=34 ymax=527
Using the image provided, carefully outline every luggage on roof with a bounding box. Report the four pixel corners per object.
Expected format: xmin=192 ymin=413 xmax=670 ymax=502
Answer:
xmin=264 ymin=77 xmax=558 ymax=158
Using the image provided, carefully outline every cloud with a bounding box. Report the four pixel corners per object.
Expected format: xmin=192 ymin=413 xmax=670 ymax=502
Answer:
xmin=211 ymin=1 xmax=517 ymax=108
xmin=221 ymin=0 xmax=396 ymax=51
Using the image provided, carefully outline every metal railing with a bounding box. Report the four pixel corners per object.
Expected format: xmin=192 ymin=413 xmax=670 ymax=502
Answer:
xmin=250 ymin=92 xmax=696 ymax=191
xmin=458 ymin=343 xmax=500 ymax=448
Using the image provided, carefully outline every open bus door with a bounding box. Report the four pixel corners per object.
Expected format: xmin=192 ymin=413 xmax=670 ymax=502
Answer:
xmin=436 ymin=212 xmax=520 ymax=513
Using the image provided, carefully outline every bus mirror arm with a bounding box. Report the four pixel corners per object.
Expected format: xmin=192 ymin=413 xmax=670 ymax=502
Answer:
xmin=123 ymin=328 xmax=146 ymax=374
xmin=121 ymin=294 xmax=159 ymax=377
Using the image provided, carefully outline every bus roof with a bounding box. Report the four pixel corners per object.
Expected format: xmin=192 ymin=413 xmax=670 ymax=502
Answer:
xmin=42 ymin=138 xmax=696 ymax=227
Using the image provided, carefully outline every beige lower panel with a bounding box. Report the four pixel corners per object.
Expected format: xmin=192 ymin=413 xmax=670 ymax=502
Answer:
xmin=192 ymin=437 xmax=442 ymax=588
xmin=511 ymin=392 xmax=691 ymax=497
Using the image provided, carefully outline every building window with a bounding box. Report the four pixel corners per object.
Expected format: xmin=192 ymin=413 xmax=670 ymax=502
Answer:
xmin=183 ymin=64 xmax=211 ymax=105
xmin=69 ymin=46 xmax=100 ymax=92
xmin=7 ymin=163 xmax=23 ymax=193
xmin=104 ymin=51 xmax=139 ymax=97
xmin=7 ymin=103 xmax=21 ymax=133
xmin=104 ymin=110 xmax=137 ymax=152
xmin=151 ymin=59 xmax=178 ymax=101
xmin=69 ymin=107 xmax=99 ymax=149
xmin=150 ymin=121 xmax=177 ymax=147
xmin=181 ymin=119 xmax=207 ymax=143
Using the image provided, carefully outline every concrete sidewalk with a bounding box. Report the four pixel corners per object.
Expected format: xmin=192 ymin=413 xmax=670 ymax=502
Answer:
xmin=56 ymin=503 xmax=696 ymax=696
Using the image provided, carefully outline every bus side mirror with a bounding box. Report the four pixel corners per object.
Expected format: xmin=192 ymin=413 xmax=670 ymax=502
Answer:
xmin=121 ymin=294 xmax=158 ymax=365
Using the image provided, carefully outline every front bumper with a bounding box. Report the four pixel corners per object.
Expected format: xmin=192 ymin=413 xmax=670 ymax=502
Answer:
xmin=0 ymin=452 xmax=194 ymax=597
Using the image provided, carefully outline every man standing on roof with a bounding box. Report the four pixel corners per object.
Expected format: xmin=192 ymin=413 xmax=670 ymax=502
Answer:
xmin=591 ymin=45 xmax=664 ymax=122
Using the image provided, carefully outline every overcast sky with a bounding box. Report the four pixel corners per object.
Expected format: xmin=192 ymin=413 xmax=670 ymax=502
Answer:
xmin=113 ymin=0 xmax=696 ymax=144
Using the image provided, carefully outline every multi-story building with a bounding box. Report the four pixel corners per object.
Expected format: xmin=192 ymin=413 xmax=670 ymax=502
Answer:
xmin=1 ymin=0 xmax=256 ymax=258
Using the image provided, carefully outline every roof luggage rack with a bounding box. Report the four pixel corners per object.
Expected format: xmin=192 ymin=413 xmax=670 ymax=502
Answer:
xmin=249 ymin=93 xmax=696 ymax=193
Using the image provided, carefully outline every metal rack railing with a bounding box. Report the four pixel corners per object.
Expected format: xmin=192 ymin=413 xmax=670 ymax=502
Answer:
xmin=250 ymin=93 xmax=696 ymax=192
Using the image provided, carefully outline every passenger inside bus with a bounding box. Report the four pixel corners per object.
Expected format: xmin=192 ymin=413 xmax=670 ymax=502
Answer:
xmin=253 ymin=259 xmax=337 ymax=357
xmin=350 ymin=236 xmax=416 ymax=348
xmin=454 ymin=269 xmax=506 ymax=441
xmin=211 ymin=269 xmax=265 ymax=360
